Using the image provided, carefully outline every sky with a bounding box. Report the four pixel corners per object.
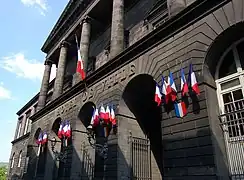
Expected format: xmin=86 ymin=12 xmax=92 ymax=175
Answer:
xmin=0 ymin=0 xmax=68 ymax=162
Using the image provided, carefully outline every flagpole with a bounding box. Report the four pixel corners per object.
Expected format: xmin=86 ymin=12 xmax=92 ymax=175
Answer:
xmin=75 ymin=34 xmax=88 ymax=92
xmin=34 ymin=144 xmax=41 ymax=179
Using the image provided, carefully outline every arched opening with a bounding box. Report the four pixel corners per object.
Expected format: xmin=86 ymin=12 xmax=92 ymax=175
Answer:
xmin=11 ymin=153 xmax=15 ymax=169
xmin=205 ymin=22 xmax=244 ymax=179
xmin=121 ymin=74 xmax=163 ymax=178
xmin=17 ymin=151 xmax=22 ymax=167
xmin=52 ymin=117 xmax=62 ymax=136
xmin=34 ymin=128 xmax=42 ymax=141
xmin=78 ymin=101 xmax=95 ymax=128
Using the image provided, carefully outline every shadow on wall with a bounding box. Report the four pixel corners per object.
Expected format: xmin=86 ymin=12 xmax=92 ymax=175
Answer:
xmin=122 ymin=74 xmax=164 ymax=176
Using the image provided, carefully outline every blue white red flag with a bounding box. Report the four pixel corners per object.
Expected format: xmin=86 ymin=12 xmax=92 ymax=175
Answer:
xmin=110 ymin=106 xmax=116 ymax=128
xmin=42 ymin=131 xmax=48 ymax=144
xmin=161 ymin=76 xmax=170 ymax=104
xmin=63 ymin=120 xmax=68 ymax=137
xmin=174 ymin=101 xmax=187 ymax=118
xmin=188 ymin=64 xmax=200 ymax=95
xmin=99 ymin=104 xmax=106 ymax=120
xmin=105 ymin=105 xmax=111 ymax=123
xmin=180 ymin=68 xmax=188 ymax=96
xmin=66 ymin=121 xmax=71 ymax=139
xmin=75 ymin=36 xmax=86 ymax=80
xmin=154 ymin=84 xmax=162 ymax=106
xmin=169 ymin=72 xmax=177 ymax=102
xmin=58 ymin=121 xmax=64 ymax=139
xmin=36 ymin=132 xmax=43 ymax=145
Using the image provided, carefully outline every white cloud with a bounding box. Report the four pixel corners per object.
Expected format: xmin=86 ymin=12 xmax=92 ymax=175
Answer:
xmin=0 ymin=83 xmax=11 ymax=100
xmin=20 ymin=0 xmax=48 ymax=16
xmin=0 ymin=53 xmax=56 ymax=82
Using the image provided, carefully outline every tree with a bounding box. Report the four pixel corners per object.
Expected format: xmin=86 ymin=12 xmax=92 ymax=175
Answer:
xmin=0 ymin=166 xmax=7 ymax=180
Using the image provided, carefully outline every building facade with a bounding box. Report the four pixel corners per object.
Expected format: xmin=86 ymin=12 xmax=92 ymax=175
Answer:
xmin=7 ymin=0 xmax=244 ymax=179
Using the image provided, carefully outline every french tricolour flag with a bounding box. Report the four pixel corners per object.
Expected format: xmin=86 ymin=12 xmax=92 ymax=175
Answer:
xmin=105 ymin=105 xmax=111 ymax=123
xmin=154 ymin=84 xmax=162 ymax=106
xmin=66 ymin=121 xmax=71 ymax=138
xmin=76 ymin=46 xmax=86 ymax=80
xmin=188 ymin=64 xmax=200 ymax=95
xmin=58 ymin=121 xmax=64 ymax=139
xmin=94 ymin=108 xmax=99 ymax=126
xmin=161 ymin=76 xmax=170 ymax=104
xmin=37 ymin=132 xmax=43 ymax=145
xmin=63 ymin=120 xmax=68 ymax=138
xmin=174 ymin=101 xmax=187 ymax=118
xmin=180 ymin=68 xmax=188 ymax=96
xmin=99 ymin=105 xmax=106 ymax=120
xmin=42 ymin=131 xmax=48 ymax=145
xmin=110 ymin=106 xmax=116 ymax=127
xmin=169 ymin=72 xmax=177 ymax=102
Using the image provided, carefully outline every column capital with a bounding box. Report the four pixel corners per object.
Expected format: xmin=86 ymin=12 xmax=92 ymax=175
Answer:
xmin=44 ymin=59 xmax=54 ymax=65
xmin=81 ymin=16 xmax=92 ymax=24
xmin=60 ymin=40 xmax=70 ymax=48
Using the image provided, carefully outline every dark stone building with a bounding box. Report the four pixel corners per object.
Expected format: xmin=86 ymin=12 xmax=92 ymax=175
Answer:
xmin=7 ymin=0 xmax=244 ymax=179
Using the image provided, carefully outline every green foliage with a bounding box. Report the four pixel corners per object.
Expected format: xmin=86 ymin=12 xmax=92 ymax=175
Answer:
xmin=0 ymin=166 xmax=7 ymax=180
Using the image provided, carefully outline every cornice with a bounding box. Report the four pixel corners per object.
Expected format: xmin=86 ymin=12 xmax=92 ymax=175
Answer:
xmin=30 ymin=0 xmax=230 ymax=121
xmin=11 ymin=133 xmax=30 ymax=144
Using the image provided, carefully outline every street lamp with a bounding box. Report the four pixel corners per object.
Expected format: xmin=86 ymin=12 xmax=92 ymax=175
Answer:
xmin=50 ymin=137 xmax=67 ymax=162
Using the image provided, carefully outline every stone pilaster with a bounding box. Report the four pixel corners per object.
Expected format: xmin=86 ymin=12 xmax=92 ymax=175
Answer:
xmin=167 ymin=0 xmax=186 ymax=17
xmin=110 ymin=0 xmax=124 ymax=59
xmin=53 ymin=41 xmax=69 ymax=100
xmin=37 ymin=59 xmax=52 ymax=111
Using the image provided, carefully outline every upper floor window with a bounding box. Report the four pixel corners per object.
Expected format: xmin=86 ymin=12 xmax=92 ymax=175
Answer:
xmin=24 ymin=111 xmax=31 ymax=134
xmin=16 ymin=119 xmax=22 ymax=139
xmin=17 ymin=151 xmax=22 ymax=167
xmin=11 ymin=153 xmax=15 ymax=168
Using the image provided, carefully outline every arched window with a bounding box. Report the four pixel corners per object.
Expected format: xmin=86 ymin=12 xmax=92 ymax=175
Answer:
xmin=11 ymin=153 xmax=15 ymax=168
xmin=216 ymin=38 xmax=244 ymax=138
xmin=17 ymin=151 xmax=22 ymax=167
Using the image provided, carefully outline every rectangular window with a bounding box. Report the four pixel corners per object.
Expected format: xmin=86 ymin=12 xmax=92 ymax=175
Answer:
xmin=24 ymin=111 xmax=31 ymax=134
xmin=16 ymin=120 xmax=22 ymax=139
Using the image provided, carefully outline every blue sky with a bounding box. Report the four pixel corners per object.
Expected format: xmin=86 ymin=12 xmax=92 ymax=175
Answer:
xmin=0 ymin=0 xmax=68 ymax=162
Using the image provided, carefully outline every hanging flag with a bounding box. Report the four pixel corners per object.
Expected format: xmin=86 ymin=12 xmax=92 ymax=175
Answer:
xmin=154 ymin=84 xmax=162 ymax=106
xmin=174 ymin=101 xmax=187 ymax=118
xmin=169 ymin=72 xmax=177 ymax=101
xmin=90 ymin=110 xmax=95 ymax=126
xmin=110 ymin=106 xmax=116 ymax=128
xmin=66 ymin=121 xmax=71 ymax=139
xmin=42 ymin=131 xmax=48 ymax=144
xmin=63 ymin=120 xmax=68 ymax=138
xmin=94 ymin=108 xmax=100 ymax=126
xmin=99 ymin=105 xmax=106 ymax=120
xmin=161 ymin=76 xmax=170 ymax=104
xmin=75 ymin=36 xmax=86 ymax=80
xmin=180 ymin=68 xmax=188 ymax=96
xmin=58 ymin=121 xmax=64 ymax=139
xmin=36 ymin=132 xmax=43 ymax=145
xmin=188 ymin=64 xmax=200 ymax=95
xmin=104 ymin=105 xmax=111 ymax=123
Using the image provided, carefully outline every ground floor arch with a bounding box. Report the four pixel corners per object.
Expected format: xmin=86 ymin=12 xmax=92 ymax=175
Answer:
xmin=118 ymin=74 xmax=163 ymax=179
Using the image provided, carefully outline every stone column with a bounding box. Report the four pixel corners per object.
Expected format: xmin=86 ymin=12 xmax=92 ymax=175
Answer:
xmin=167 ymin=0 xmax=186 ymax=17
xmin=110 ymin=0 xmax=124 ymax=59
xmin=73 ymin=17 xmax=91 ymax=86
xmin=37 ymin=59 xmax=52 ymax=111
xmin=53 ymin=41 xmax=69 ymax=99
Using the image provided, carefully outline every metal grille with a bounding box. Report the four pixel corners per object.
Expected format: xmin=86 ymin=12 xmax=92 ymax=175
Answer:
xmin=81 ymin=144 xmax=94 ymax=180
xmin=130 ymin=135 xmax=151 ymax=180
xmin=220 ymin=99 xmax=244 ymax=179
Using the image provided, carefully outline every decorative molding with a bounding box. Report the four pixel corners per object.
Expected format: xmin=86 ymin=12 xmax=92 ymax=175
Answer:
xmin=11 ymin=133 xmax=30 ymax=144
xmin=60 ymin=40 xmax=71 ymax=48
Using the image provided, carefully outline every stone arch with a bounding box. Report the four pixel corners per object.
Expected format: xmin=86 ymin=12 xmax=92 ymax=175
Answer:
xmin=52 ymin=117 xmax=62 ymax=137
xmin=118 ymin=73 xmax=163 ymax=177
xmin=78 ymin=101 xmax=96 ymax=128
xmin=205 ymin=22 xmax=244 ymax=80
xmin=33 ymin=127 xmax=42 ymax=142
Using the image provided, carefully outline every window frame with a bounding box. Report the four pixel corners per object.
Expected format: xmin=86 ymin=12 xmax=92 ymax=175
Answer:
xmin=17 ymin=151 xmax=22 ymax=168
